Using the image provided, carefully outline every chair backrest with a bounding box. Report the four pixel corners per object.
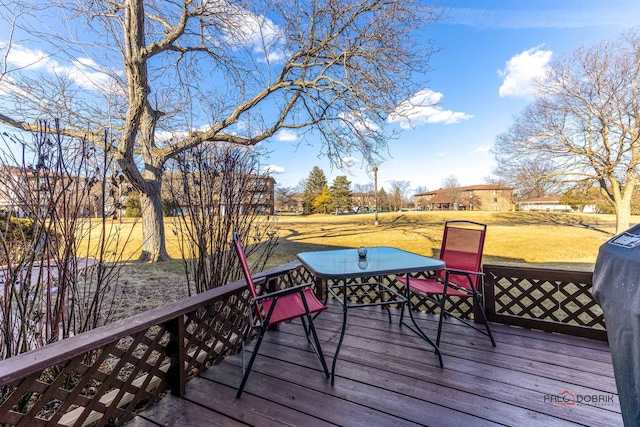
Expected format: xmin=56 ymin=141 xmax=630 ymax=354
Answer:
xmin=232 ymin=232 xmax=263 ymax=321
xmin=438 ymin=221 xmax=486 ymax=290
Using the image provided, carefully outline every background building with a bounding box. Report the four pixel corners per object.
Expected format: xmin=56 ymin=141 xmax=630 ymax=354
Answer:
xmin=518 ymin=196 xmax=597 ymax=213
xmin=162 ymin=172 xmax=275 ymax=216
xmin=415 ymin=184 xmax=515 ymax=212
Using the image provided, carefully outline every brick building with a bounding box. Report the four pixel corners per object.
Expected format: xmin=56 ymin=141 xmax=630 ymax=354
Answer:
xmin=414 ymin=184 xmax=514 ymax=212
xmin=162 ymin=172 xmax=275 ymax=216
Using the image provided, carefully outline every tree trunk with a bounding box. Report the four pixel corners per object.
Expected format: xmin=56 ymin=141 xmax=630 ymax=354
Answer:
xmin=614 ymin=199 xmax=632 ymax=235
xmin=138 ymin=179 xmax=171 ymax=262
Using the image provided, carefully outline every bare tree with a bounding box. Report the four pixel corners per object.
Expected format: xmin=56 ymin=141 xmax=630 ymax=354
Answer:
xmin=274 ymin=185 xmax=296 ymax=213
xmin=389 ymin=180 xmax=410 ymax=211
xmin=410 ymin=185 xmax=429 ymax=210
xmin=442 ymin=175 xmax=461 ymax=210
xmin=413 ymin=185 xmax=428 ymax=194
xmin=488 ymin=157 xmax=560 ymax=202
xmin=0 ymin=0 xmax=442 ymax=261
xmin=167 ymin=144 xmax=278 ymax=295
xmin=559 ymin=184 xmax=597 ymax=213
xmin=0 ymin=123 xmax=131 ymax=358
xmin=494 ymin=29 xmax=640 ymax=233
xmin=353 ymin=183 xmax=374 ymax=194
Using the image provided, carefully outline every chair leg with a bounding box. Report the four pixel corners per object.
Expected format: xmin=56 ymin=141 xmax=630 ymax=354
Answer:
xmin=304 ymin=314 xmax=330 ymax=378
xmin=301 ymin=315 xmax=311 ymax=338
xmin=236 ymin=325 xmax=268 ymax=398
xmin=399 ymin=280 xmax=410 ymax=326
xmin=241 ymin=340 xmax=246 ymax=375
xmin=398 ymin=283 xmax=443 ymax=368
xmin=435 ymin=295 xmax=446 ymax=348
xmin=473 ymin=291 xmax=496 ymax=347
xmin=239 ymin=326 xmax=251 ymax=375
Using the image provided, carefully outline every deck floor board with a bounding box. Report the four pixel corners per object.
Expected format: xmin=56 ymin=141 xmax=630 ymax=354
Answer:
xmin=128 ymin=302 xmax=621 ymax=427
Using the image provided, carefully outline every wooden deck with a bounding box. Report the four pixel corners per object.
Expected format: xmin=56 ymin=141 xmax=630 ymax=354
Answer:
xmin=127 ymin=301 xmax=621 ymax=427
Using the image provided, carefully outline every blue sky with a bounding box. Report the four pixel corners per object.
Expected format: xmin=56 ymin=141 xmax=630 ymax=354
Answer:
xmin=2 ymin=1 xmax=640 ymax=195
xmin=262 ymin=0 xmax=640 ymax=193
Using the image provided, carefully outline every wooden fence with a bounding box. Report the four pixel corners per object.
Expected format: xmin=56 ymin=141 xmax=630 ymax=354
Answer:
xmin=0 ymin=261 xmax=605 ymax=426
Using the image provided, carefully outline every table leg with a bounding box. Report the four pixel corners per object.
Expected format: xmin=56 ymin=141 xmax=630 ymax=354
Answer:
xmin=378 ymin=275 xmax=393 ymax=323
xmin=331 ymin=281 xmax=348 ymax=385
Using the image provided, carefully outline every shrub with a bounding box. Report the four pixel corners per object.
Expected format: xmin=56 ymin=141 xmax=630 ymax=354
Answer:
xmin=125 ymin=194 xmax=142 ymax=217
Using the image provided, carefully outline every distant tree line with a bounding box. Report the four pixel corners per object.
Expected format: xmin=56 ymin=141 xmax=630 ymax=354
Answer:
xmin=275 ymin=166 xmax=417 ymax=214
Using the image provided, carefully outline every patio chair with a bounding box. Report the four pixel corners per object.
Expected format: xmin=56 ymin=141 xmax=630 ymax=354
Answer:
xmin=232 ymin=232 xmax=330 ymax=398
xmin=398 ymin=221 xmax=496 ymax=347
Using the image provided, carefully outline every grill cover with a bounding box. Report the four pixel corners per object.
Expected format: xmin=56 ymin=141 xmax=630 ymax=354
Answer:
xmin=593 ymin=224 xmax=640 ymax=427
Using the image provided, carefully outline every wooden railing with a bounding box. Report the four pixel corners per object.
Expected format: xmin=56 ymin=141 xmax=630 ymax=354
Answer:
xmin=483 ymin=264 xmax=605 ymax=341
xmin=0 ymin=262 xmax=300 ymax=426
xmin=0 ymin=262 xmax=605 ymax=425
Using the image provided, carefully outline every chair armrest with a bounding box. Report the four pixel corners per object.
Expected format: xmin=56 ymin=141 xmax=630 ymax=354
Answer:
xmin=445 ymin=267 xmax=484 ymax=277
xmin=249 ymin=268 xmax=298 ymax=295
xmin=252 ymin=282 xmax=314 ymax=302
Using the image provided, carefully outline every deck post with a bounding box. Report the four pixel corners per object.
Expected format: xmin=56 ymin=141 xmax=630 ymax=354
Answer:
xmin=166 ymin=316 xmax=186 ymax=396
xmin=481 ymin=270 xmax=497 ymax=323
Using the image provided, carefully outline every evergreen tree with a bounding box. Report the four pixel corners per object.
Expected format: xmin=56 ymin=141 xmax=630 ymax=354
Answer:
xmin=125 ymin=194 xmax=142 ymax=217
xmin=378 ymin=187 xmax=391 ymax=211
xmin=330 ymin=175 xmax=353 ymax=212
xmin=303 ymin=166 xmax=328 ymax=214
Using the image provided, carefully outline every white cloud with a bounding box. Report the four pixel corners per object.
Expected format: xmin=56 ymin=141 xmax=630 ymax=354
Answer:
xmin=387 ymin=89 xmax=472 ymax=129
xmin=208 ymin=1 xmax=284 ymax=63
xmin=2 ymin=43 xmax=114 ymax=91
xmin=263 ymin=164 xmax=285 ymax=174
xmin=498 ymin=46 xmax=552 ymax=98
xmin=339 ymin=157 xmax=359 ymax=168
xmin=58 ymin=57 xmax=113 ymax=90
xmin=339 ymin=110 xmax=380 ymax=134
xmin=255 ymin=45 xmax=286 ymax=64
xmin=275 ymin=129 xmax=298 ymax=142
xmin=226 ymin=11 xmax=279 ymax=47
xmin=155 ymin=131 xmax=181 ymax=143
xmin=471 ymin=145 xmax=491 ymax=154
xmin=4 ymin=44 xmax=51 ymax=70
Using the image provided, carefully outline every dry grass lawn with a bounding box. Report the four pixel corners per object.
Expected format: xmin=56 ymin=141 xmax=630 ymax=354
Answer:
xmin=77 ymin=211 xmax=624 ymax=318
xmin=90 ymin=210 xmax=625 ymax=272
xmin=268 ymin=211 xmax=624 ymax=271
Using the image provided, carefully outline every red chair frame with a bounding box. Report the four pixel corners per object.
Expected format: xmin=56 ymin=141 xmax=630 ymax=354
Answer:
xmin=232 ymin=233 xmax=329 ymax=398
xmin=399 ymin=221 xmax=495 ymax=348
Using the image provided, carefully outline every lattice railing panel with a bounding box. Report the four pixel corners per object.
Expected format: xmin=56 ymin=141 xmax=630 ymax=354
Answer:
xmin=483 ymin=265 xmax=605 ymax=340
xmin=326 ymin=277 xmax=395 ymax=306
xmin=491 ymin=275 xmax=604 ymax=327
xmin=0 ymin=324 xmax=174 ymax=426
xmin=0 ymin=270 xmax=266 ymax=426
xmin=289 ymin=266 xmax=316 ymax=290
xmin=292 ymin=268 xmax=477 ymax=320
xmin=387 ymin=272 xmax=476 ymax=319
xmin=182 ymin=293 xmax=248 ymax=379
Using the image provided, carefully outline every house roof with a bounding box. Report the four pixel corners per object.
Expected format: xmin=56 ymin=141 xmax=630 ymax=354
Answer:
xmin=427 ymin=189 xmax=452 ymax=204
xmin=415 ymin=184 xmax=512 ymax=197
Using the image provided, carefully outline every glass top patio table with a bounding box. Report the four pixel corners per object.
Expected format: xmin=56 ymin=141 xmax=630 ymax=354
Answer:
xmin=297 ymin=246 xmax=445 ymax=384
xmin=297 ymin=246 xmax=445 ymax=279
